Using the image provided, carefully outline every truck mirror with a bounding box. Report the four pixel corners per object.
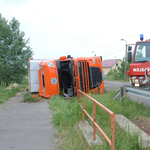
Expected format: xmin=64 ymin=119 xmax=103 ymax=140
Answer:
xmin=128 ymin=46 xmax=132 ymax=51
xmin=128 ymin=52 xmax=132 ymax=62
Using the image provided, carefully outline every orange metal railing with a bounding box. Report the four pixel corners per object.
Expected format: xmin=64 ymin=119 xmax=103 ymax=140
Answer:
xmin=78 ymin=89 xmax=115 ymax=150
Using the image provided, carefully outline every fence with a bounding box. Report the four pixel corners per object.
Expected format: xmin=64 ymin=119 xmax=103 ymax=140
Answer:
xmin=78 ymin=89 xmax=115 ymax=150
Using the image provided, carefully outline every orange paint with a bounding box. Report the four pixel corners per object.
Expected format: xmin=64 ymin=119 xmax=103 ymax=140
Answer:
xmin=31 ymin=95 xmax=39 ymax=98
xmin=38 ymin=56 xmax=104 ymax=98
xmin=78 ymin=90 xmax=115 ymax=150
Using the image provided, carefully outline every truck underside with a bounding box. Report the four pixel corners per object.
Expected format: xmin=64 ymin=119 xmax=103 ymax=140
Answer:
xmin=56 ymin=60 xmax=103 ymax=97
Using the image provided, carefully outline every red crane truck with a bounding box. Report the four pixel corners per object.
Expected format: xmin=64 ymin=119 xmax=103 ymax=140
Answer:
xmin=126 ymin=34 xmax=150 ymax=88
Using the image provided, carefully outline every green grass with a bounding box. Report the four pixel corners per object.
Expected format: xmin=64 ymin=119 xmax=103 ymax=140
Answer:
xmin=0 ymin=85 xmax=19 ymax=104
xmin=104 ymin=76 xmax=130 ymax=83
xmin=0 ymin=83 xmax=28 ymax=105
xmin=23 ymin=93 xmax=40 ymax=103
xmin=49 ymin=91 xmax=150 ymax=150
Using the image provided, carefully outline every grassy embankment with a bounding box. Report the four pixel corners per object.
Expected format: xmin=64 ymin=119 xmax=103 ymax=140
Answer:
xmin=49 ymin=91 xmax=150 ymax=150
xmin=0 ymin=77 xmax=28 ymax=105
xmin=0 ymin=84 xmax=27 ymax=105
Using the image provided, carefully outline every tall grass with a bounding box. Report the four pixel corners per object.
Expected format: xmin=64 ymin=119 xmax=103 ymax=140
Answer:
xmin=49 ymin=91 xmax=150 ymax=150
xmin=0 ymin=83 xmax=26 ymax=105
xmin=0 ymin=87 xmax=18 ymax=104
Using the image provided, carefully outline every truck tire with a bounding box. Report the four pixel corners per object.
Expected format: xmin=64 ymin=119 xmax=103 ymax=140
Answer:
xmin=67 ymin=55 xmax=71 ymax=58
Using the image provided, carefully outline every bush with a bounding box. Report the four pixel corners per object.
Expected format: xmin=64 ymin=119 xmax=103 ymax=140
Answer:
xmin=106 ymin=69 xmax=120 ymax=80
xmin=105 ymin=60 xmax=131 ymax=81
xmin=106 ymin=69 xmax=129 ymax=81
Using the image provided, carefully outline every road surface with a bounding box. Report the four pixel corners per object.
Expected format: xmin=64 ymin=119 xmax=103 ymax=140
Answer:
xmin=104 ymin=80 xmax=131 ymax=91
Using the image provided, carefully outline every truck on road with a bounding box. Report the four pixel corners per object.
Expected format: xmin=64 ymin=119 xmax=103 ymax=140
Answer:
xmin=126 ymin=34 xmax=150 ymax=88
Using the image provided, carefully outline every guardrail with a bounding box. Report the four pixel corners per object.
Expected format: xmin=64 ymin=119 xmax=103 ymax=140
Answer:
xmin=124 ymin=85 xmax=150 ymax=98
xmin=113 ymin=85 xmax=150 ymax=107
xmin=113 ymin=85 xmax=150 ymax=100
xmin=78 ymin=89 xmax=115 ymax=150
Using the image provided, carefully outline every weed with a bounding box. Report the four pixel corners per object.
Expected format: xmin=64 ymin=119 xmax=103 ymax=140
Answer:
xmin=23 ymin=93 xmax=40 ymax=103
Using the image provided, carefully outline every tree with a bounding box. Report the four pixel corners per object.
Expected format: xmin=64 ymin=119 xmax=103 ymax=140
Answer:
xmin=0 ymin=14 xmax=33 ymax=86
xmin=107 ymin=58 xmax=131 ymax=81
xmin=117 ymin=58 xmax=130 ymax=79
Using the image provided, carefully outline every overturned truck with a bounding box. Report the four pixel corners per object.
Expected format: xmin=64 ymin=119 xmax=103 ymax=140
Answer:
xmin=29 ymin=55 xmax=104 ymax=98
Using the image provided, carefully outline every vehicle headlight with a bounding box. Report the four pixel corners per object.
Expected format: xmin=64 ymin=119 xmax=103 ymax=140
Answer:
xmin=47 ymin=62 xmax=55 ymax=68
xmin=135 ymin=79 xmax=139 ymax=83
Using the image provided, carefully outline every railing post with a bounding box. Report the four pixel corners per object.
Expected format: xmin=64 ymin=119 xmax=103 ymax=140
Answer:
xmin=82 ymin=94 xmax=85 ymax=123
xmin=111 ymin=113 xmax=115 ymax=150
xmin=93 ymin=101 xmax=96 ymax=140
xmin=78 ymin=90 xmax=79 ymax=104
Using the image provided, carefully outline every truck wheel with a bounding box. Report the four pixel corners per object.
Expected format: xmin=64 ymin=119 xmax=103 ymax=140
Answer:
xmin=67 ymin=55 xmax=71 ymax=58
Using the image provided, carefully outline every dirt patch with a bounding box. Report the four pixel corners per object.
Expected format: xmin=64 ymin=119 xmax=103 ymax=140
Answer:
xmin=132 ymin=117 xmax=150 ymax=136
xmin=5 ymin=83 xmax=20 ymax=90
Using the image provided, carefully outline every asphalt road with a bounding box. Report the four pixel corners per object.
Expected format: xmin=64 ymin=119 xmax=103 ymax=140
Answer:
xmin=0 ymin=94 xmax=58 ymax=150
xmin=104 ymin=80 xmax=131 ymax=91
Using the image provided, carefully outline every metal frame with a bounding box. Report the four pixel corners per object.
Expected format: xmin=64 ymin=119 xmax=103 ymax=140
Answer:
xmin=78 ymin=90 xmax=115 ymax=150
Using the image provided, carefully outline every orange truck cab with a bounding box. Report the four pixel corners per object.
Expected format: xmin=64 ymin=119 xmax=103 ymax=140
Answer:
xmin=38 ymin=55 xmax=104 ymax=99
xmin=38 ymin=59 xmax=59 ymax=98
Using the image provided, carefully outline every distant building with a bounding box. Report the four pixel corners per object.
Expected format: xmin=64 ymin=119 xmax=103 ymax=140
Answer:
xmin=102 ymin=59 xmax=122 ymax=75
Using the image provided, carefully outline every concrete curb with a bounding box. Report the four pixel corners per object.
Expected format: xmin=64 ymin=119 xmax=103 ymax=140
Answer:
xmin=78 ymin=121 xmax=103 ymax=146
xmin=115 ymin=114 xmax=150 ymax=149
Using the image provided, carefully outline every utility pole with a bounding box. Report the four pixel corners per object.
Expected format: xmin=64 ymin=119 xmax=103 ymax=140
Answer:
xmin=121 ymin=39 xmax=127 ymax=80
xmin=115 ymin=56 xmax=117 ymax=71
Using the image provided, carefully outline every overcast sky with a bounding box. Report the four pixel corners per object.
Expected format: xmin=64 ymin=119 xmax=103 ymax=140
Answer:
xmin=0 ymin=0 xmax=150 ymax=60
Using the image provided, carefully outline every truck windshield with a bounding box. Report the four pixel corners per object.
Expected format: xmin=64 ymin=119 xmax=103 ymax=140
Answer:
xmin=134 ymin=42 xmax=150 ymax=63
